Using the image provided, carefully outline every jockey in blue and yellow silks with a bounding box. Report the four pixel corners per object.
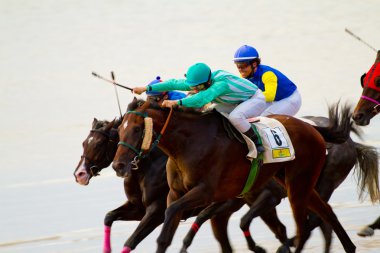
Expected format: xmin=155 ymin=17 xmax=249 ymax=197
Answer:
xmin=234 ymin=45 xmax=302 ymax=116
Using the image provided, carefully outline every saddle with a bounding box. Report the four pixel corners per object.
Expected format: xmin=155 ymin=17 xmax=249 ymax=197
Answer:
xmin=219 ymin=112 xmax=295 ymax=164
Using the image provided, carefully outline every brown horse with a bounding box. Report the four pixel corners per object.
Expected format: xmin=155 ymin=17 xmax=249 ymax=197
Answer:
xmin=112 ymin=99 xmax=356 ymax=253
xmin=73 ymin=116 xmax=233 ymax=252
xmin=353 ymin=50 xmax=380 ymax=125
xmin=353 ymin=50 xmax=380 ymax=237
xmin=180 ymin=114 xmax=379 ymax=253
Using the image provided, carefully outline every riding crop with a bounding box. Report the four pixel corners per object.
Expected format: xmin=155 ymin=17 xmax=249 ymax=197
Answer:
xmin=92 ymin=71 xmax=133 ymax=91
xmin=345 ymin=28 xmax=377 ymax=52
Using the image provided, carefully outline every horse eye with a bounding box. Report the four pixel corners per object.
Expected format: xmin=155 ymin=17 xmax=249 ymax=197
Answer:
xmin=360 ymin=73 xmax=366 ymax=88
xmin=375 ymin=78 xmax=380 ymax=87
xmin=134 ymin=126 xmax=141 ymax=133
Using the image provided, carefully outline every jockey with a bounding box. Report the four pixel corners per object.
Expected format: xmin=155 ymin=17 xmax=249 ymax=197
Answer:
xmin=234 ymin=45 xmax=302 ymax=116
xmin=146 ymin=76 xmax=187 ymax=102
xmin=133 ymin=63 xmax=267 ymax=154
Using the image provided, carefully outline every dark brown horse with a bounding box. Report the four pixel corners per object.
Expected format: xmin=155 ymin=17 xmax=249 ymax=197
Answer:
xmin=353 ymin=50 xmax=380 ymax=125
xmin=73 ymin=115 xmax=233 ymax=252
xmin=112 ymin=99 xmax=356 ymax=253
xmin=353 ymin=50 xmax=380 ymax=237
xmin=180 ymin=115 xmax=379 ymax=253
xmin=74 ymin=117 xmax=170 ymax=253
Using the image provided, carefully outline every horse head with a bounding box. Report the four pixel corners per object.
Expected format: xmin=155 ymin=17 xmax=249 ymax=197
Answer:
xmin=353 ymin=50 xmax=380 ymax=125
xmin=74 ymin=117 xmax=120 ymax=185
xmin=112 ymin=98 xmax=166 ymax=178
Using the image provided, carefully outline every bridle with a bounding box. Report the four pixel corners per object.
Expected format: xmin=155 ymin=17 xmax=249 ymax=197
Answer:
xmin=118 ymin=108 xmax=173 ymax=169
xmin=361 ymin=62 xmax=380 ymax=115
xmin=82 ymin=128 xmax=118 ymax=177
xmin=360 ymin=95 xmax=380 ymax=114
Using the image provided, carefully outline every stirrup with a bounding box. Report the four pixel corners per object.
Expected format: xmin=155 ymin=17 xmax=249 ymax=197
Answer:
xmin=256 ymin=144 xmax=265 ymax=154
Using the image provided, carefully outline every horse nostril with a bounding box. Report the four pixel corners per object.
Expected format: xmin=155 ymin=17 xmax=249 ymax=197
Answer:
xmin=77 ymin=172 xmax=85 ymax=178
xmin=352 ymin=113 xmax=363 ymax=121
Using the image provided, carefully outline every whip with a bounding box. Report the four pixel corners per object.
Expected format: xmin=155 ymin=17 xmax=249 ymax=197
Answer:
xmin=111 ymin=71 xmax=123 ymax=118
xmin=92 ymin=72 xmax=133 ymax=91
xmin=345 ymin=28 xmax=377 ymax=52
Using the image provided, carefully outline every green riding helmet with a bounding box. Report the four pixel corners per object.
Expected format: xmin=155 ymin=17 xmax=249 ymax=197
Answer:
xmin=185 ymin=63 xmax=211 ymax=86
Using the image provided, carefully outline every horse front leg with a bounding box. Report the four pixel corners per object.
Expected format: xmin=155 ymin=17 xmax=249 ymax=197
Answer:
xmin=122 ymin=201 xmax=166 ymax=253
xmin=181 ymin=201 xmax=226 ymax=253
xmin=181 ymin=199 xmax=244 ymax=253
xmin=210 ymin=213 xmax=233 ymax=253
xmin=156 ymin=186 xmax=212 ymax=253
xmin=241 ymin=189 xmax=287 ymax=253
xmin=103 ymin=201 xmax=144 ymax=253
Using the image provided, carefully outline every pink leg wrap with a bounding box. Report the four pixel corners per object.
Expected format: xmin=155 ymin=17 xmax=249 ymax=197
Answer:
xmin=121 ymin=246 xmax=131 ymax=253
xmin=103 ymin=225 xmax=112 ymax=253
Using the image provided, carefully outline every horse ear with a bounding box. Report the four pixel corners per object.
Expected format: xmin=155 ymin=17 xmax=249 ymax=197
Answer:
xmin=376 ymin=50 xmax=380 ymax=63
xmin=105 ymin=119 xmax=115 ymax=131
xmin=92 ymin=118 xmax=98 ymax=129
xmin=133 ymin=97 xmax=138 ymax=102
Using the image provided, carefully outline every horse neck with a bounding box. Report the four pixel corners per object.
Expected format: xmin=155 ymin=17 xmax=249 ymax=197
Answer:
xmin=151 ymin=110 xmax=222 ymax=156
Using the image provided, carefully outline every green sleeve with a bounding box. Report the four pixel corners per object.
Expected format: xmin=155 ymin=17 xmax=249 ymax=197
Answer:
xmin=181 ymin=83 xmax=226 ymax=108
xmin=149 ymin=79 xmax=192 ymax=92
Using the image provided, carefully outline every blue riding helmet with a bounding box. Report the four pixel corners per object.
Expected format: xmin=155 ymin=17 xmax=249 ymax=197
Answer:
xmin=146 ymin=76 xmax=187 ymax=100
xmin=233 ymin=45 xmax=259 ymax=62
xmin=146 ymin=76 xmax=164 ymax=96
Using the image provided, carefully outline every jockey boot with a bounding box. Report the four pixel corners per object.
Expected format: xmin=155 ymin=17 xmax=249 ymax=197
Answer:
xmin=244 ymin=128 xmax=265 ymax=154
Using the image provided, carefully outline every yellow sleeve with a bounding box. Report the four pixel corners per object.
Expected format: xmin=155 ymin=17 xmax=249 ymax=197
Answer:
xmin=261 ymin=71 xmax=278 ymax=102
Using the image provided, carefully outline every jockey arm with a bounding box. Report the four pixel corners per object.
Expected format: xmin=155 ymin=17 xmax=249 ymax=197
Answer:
xmin=261 ymin=71 xmax=278 ymax=102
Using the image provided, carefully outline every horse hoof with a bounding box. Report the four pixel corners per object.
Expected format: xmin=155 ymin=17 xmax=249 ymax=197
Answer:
xmin=357 ymin=227 xmax=374 ymax=237
xmin=179 ymin=247 xmax=188 ymax=253
xmin=276 ymin=245 xmax=291 ymax=253
xmin=253 ymin=246 xmax=267 ymax=253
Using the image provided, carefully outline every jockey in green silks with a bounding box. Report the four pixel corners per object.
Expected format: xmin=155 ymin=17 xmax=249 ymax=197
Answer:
xmin=133 ymin=63 xmax=267 ymax=154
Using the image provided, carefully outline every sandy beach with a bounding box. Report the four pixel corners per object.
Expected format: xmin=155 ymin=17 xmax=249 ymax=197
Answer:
xmin=0 ymin=0 xmax=379 ymax=252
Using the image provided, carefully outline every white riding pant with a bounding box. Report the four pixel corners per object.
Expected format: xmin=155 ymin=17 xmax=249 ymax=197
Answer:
xmin=215 ymin=89 xmax=267 ymax=133
xmin=260 ymin=89 xmax=302 ymax=117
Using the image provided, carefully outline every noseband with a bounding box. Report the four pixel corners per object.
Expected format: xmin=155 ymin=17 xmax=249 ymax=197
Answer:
xmin=360 ymin=95 xmax=380 ymax=114
xmin=118 ymin=108 xmax=173 ymax=169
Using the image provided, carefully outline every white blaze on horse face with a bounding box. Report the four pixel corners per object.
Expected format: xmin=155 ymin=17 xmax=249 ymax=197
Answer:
xmin=88 ymin=137 xmax=94 ymax=144
xmin=123 ymin=120 xmax=128 ymax=130
xmin=75 ymin=157 xmax=90 ymax=185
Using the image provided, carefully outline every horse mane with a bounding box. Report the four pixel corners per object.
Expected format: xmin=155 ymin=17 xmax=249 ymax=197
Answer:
xmin=92 ymin=117 xmax=122 ymax=131
xmin=93 ymin=119 xmax=110 ymax=130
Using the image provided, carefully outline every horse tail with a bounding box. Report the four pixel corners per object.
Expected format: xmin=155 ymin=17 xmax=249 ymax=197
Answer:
xmin=354 ymin=142 xmax=380 ymax=203
xmin=312 ymin=101 xmax=353 ymax=144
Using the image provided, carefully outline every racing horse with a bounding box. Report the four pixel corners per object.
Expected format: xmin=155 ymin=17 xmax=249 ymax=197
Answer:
xmin=352 ymin=50 xmax=380 ymax=125
xmin=74 ymin=117 xmax=170 ymax=253
xmin=180 ymin=114 xmax=379 ymax=253
xmin=353 ymin=50 xmax=380 ymax=237
xmin=112 ymin=99 xmax=356 ymax=253
xmin=73 ymin=115 xmax=232 ymax=252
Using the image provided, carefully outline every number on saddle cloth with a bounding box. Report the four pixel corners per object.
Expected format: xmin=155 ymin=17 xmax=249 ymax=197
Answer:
xmin=248 ymin=117 xmax=295 ymax=164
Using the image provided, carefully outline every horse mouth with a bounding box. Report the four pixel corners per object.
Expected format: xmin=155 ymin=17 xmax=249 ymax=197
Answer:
xmin=113 ymin=161 xmax=133 ymax=178
xmin=353 ymin=117 xmax=370 ymax=126
xmin=75 ymin=174 xmax=91 ymax=185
